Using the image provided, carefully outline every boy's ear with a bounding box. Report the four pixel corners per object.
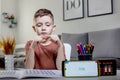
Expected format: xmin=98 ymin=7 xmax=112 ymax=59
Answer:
xmin=52 ymin=25 xmax=56 ymax=32
xmin=32 ymin=26 xmax=36 ymax=32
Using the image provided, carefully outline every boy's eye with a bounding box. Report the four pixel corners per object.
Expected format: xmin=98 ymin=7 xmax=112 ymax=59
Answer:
xmin=46 ymin=24 xmax=50 ymax=27
xmin=36 ymin=24 xmax=42 ymax=27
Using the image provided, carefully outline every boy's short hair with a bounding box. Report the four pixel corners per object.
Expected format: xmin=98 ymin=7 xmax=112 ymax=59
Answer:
xmin=34 ymin=9 xmax=54 ymax=23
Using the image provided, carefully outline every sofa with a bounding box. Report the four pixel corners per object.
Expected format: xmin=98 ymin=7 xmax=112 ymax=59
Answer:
xmin=1 ymin=28 xmax=120 ymax=69
xmin=61 ymin=28 xmax=120 ymax=69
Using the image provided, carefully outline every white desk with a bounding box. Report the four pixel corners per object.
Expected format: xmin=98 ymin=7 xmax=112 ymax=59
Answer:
xmin=64 ymin=70 xmax=120 ymax=80
xmin=23 ymin=70 xmax=120 ymax=80
xmin=0 ymin=70 xmax=119 ymax=80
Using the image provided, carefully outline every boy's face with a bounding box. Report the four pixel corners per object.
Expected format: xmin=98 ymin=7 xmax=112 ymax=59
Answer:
xmin=34 ymin=15 xmax=55 ymax=36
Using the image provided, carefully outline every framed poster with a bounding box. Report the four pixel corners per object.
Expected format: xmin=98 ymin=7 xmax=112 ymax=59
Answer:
xmin=63 ymin=0 xmax=84 ymax=21
xmin=87 ymin=0 xmax=113 ymax=17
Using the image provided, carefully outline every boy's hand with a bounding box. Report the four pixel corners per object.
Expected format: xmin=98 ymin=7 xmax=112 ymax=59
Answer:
xmin=31 ymin=35 xmax=50 ymax=49
xmin=31 ymin=35 xmax=62 ymax=48
xmin=34 ymin=35 xmax=50 ymax=43
xmin=50 ymin=35 xmax=62 ymax=46
xmin=50 ymin=35 xmax=59 ymax=42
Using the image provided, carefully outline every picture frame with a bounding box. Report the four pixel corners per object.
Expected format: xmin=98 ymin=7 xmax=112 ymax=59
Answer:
xmin=87 ymin=0 xmax=113 ymax=17
xmin=63 ymin=0 xmax=84 ymax=21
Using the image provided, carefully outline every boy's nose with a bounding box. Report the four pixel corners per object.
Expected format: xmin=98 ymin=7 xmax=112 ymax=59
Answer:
xmin=41 ymin=26 xmax=46 ymax=31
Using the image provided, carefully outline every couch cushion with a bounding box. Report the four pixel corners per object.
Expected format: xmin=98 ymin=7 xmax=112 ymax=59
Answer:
xmin=14 ymin=49 xmax=25 ymax=69
xmin=14 ymin=57 xmax=25 ymax=69
xmin=89 ymin=28 xmax=120 ymax=58
xmin=61 ymin=33 xmax=88 ymax=60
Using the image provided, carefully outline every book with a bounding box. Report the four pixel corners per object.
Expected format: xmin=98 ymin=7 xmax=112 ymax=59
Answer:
xmin=0 ymin=69 xmax=62 ymax=79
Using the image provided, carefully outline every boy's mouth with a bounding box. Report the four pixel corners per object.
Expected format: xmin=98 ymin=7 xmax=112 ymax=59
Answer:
xmin=41 ymin=32 xmax=47 ymax=35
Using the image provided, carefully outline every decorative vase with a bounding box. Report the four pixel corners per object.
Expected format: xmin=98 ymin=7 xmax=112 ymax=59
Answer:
xmin=5 ymin=55 xmax=14 ymax=70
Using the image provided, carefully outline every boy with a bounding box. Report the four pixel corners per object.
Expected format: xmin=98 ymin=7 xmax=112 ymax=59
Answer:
xmin=25 ymin=9 xmax=65 ymax=70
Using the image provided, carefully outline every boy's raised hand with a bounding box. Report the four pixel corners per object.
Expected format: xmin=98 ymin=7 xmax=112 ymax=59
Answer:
xmin=50 ymin=35 xmax=60 ymax=42
xmin=34 ymin=35 xmax=50 ymax=43
xmin=31 ymin=35 xmax=61 ymax=48
xmin=49 ymin=35 xmax=62 ymax=46
xmin=33 ymin=35 xmax=61 ymax=45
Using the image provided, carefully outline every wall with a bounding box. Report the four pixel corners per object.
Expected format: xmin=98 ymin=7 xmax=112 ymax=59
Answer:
xmin=1 ymin=0 xmax=120 ymax=44
xmin=0 ymin=0 xmax=1 ymax=34
xmin=0 ymin=0 xmax=17 ymax=37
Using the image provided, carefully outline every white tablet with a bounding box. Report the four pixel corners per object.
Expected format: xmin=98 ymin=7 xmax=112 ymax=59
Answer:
xmin=63 ymin=61 xmax=98 ymax=77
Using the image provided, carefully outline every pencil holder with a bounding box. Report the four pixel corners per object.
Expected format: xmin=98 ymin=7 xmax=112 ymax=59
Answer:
xmin=76 ymin=43 xmax=94 ymax=60
xmin=78 ymin=54 xmax=92 ymax=60
xmin=5 ymin=55 xmax=14 ymax=70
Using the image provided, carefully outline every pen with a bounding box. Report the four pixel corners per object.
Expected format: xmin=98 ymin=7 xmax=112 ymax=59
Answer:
xmin=77 ymin=44 xmax=82 ymax=54
xmin=79 ymin=43 xmax=85 ymax=54
xmin=91 ymin=44 xmax=94 ymax=53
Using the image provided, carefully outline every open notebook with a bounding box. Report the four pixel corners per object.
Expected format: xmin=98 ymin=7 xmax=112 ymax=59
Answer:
xmin=0 ymin=69 xmax=62 ymax=79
